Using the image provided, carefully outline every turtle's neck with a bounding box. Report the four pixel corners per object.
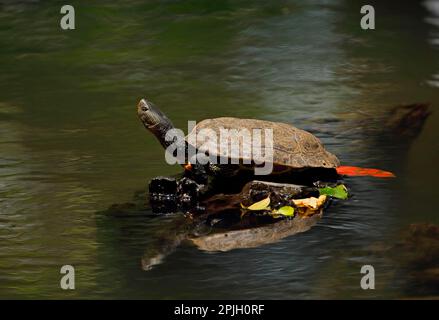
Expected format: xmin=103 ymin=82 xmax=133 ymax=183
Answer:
xmin=148 ymin=119 xmax=190 ymax=165
xmin=149 ymin=116 xmax=176 ymax=150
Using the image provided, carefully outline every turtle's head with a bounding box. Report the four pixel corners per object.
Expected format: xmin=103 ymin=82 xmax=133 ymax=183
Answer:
xmin=137 ymin=98 xmax=177 ymax=149
xmin=137 ymin=98 xmax=165 ymax=128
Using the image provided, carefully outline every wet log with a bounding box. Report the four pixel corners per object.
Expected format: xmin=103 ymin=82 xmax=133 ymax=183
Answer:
xmin=201 ymin=180 xmax=318 ymax=218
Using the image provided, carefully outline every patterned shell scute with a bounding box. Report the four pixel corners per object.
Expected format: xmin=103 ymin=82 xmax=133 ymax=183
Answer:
xmin=186 ymin=117 xmax=340 ymax=169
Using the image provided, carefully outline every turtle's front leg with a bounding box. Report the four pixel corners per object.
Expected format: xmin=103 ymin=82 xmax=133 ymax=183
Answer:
xmin=183 ymin=162 xmax=209 ymax=185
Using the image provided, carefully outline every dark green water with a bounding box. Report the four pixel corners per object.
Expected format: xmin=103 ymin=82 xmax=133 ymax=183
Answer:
xmin=0 ymin=0 xmax=438 ymax=299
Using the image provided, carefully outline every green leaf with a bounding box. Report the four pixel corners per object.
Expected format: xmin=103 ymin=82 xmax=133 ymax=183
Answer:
xmin=244 ymin=196 xmax=271 ymax=211
xmin=319 ymin=184 xmax=348 ymax=200
xmin=275 ymin=206 xmax=295 ymax=217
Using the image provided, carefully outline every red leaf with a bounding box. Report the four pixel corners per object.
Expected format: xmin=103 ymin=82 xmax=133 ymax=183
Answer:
xmin=336 ymin=166 xmax=396 ymax=178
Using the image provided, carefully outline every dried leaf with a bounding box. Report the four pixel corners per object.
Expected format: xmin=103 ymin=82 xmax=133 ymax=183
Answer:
xmin=293 ymin=195 xmax=327 ymax=209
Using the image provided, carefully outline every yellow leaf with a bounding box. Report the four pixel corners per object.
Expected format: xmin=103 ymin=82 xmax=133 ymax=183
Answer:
xmin=275 ymin=206 xmax=295 ymax=217
xmin=247 ymin=196 xmax=271 ymax=211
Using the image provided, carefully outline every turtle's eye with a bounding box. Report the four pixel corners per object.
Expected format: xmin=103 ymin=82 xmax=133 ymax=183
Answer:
xmin=138 ymin=99 xmax=150 ymax=112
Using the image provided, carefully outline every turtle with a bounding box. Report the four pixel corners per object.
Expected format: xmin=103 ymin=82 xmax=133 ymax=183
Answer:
xmin=137 ymin=98 xmax=340 ymax=180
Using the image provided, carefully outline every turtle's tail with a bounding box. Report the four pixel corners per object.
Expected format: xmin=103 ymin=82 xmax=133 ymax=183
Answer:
xmin=336 ymin=166 xmax=396 ymax=178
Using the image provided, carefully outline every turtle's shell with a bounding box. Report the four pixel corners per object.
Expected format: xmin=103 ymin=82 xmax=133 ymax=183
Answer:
xmin=186 ymin=117 xmax=340 ymax=170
